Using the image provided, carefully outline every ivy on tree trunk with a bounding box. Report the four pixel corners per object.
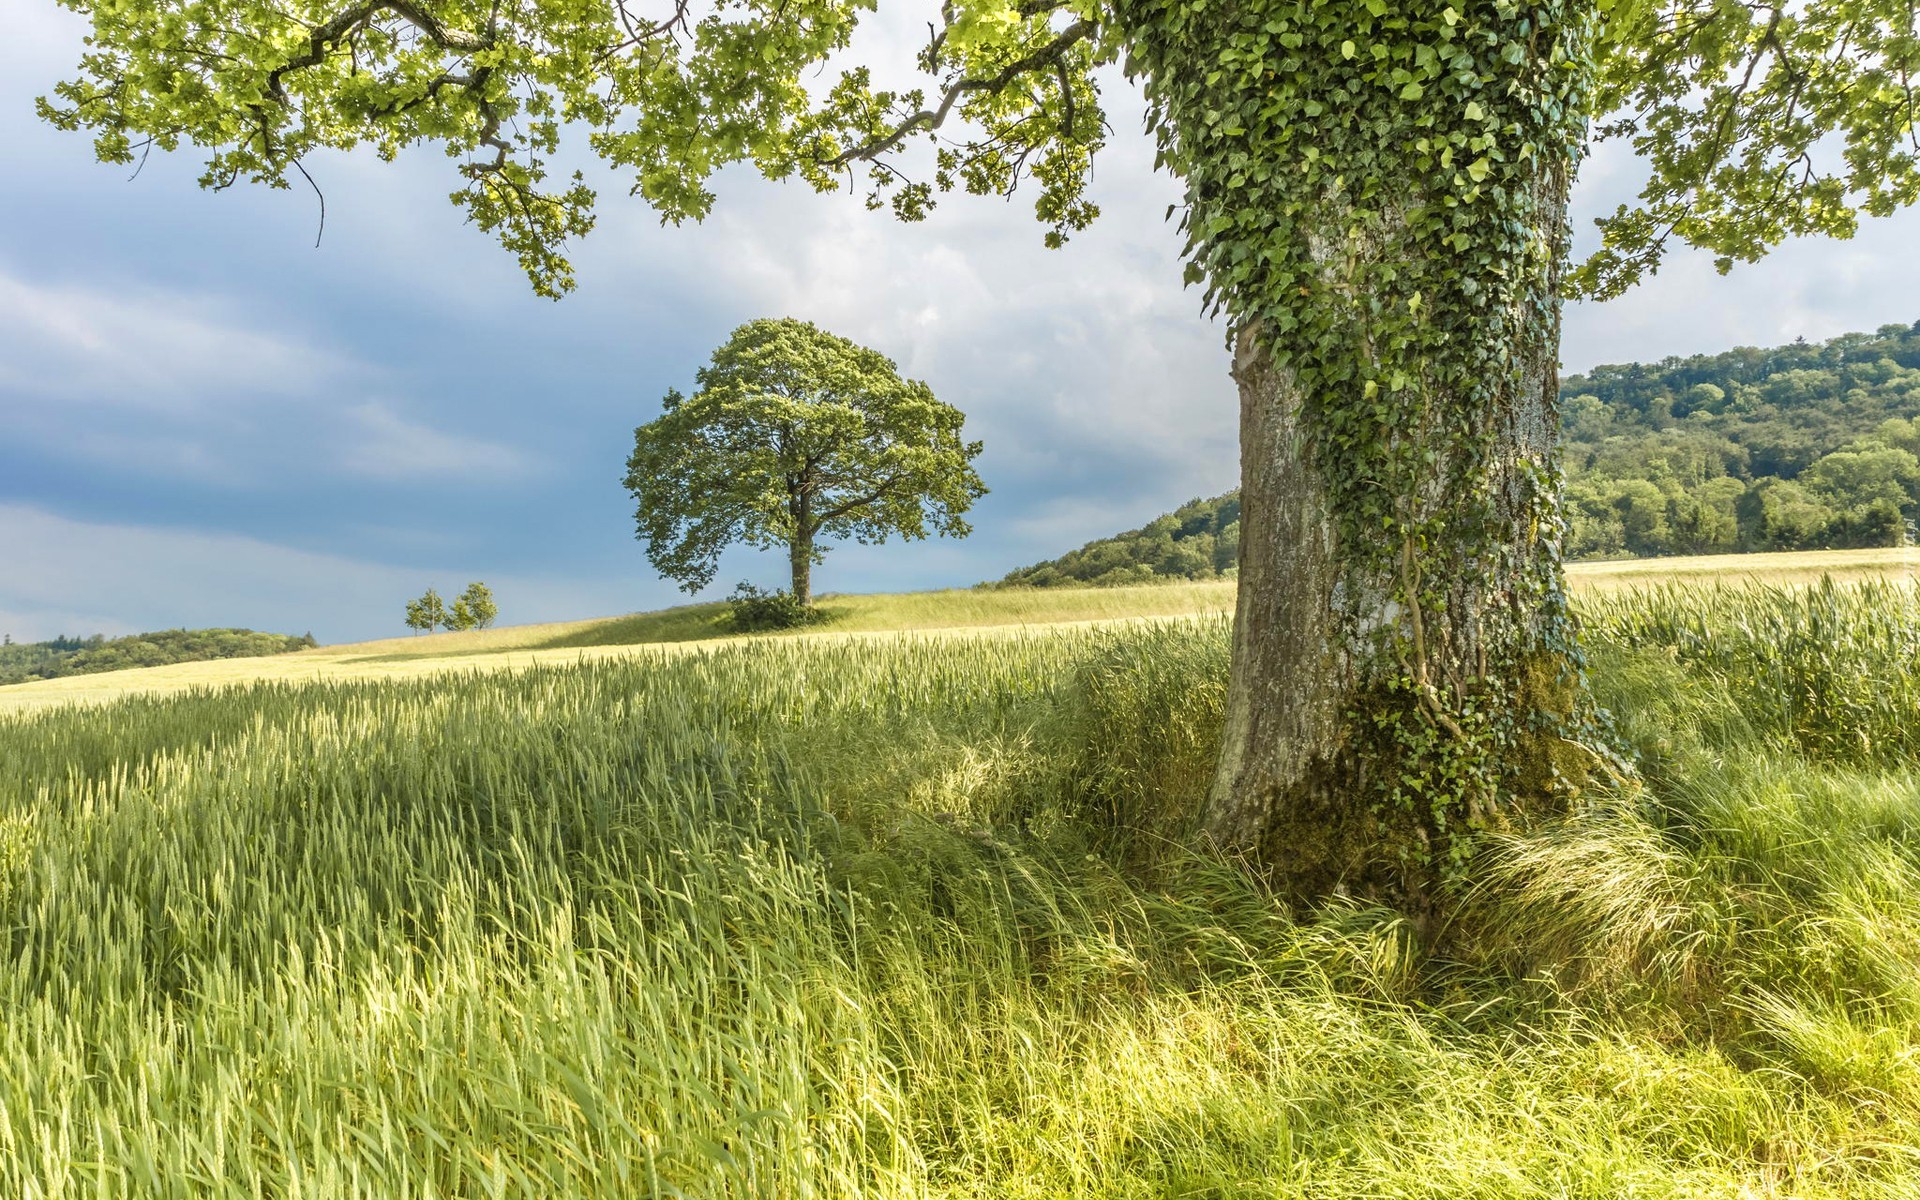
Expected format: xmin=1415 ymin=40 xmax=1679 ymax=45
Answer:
xmin=1114 ymin=0 xmax=1601 ymax=917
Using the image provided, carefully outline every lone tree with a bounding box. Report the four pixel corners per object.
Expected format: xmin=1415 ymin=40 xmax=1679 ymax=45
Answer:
xmin=624 ymin=318 xmax=985 ymax=606
xmin=43 ymin=0 xmax=1920 ymax=919
xmin=403 ymin=588 xmax=447 ymax=634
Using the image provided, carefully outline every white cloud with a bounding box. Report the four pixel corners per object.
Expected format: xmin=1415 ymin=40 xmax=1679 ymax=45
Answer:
xmin=0 ymin=268 xmax=343 ymax=412
xmin=340 ymin=402 xmax=537 ymax=479
xmin=1562 ymin=136 xmax=1920 ymax=373
xmin=577 ymin=79 xmax=1240 ymax=528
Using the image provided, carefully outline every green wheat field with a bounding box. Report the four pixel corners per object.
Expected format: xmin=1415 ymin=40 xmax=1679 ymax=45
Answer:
xmin=3 ymin=555 xmax=1920 ymax=1194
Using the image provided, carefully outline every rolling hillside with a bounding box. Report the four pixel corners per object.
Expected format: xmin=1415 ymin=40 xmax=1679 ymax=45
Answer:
xmin=996 ymin=320 xmax=1920 ymax=587
xmin=4 ymin=547 xmax=1915 ymax=712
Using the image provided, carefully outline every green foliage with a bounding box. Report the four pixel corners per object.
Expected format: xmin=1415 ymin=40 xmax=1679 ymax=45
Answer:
xmin=461 ymin=582 xmax=499 ymax=629
xmin=1562 ymin=321 xmax=1920 ymax=557
xmin=1579 ymin=0 xmax=1920 ymax=297
xmin=445 ymin=582 xmax=499 ymax=632
xmin=624 ymin=318 xmax=985 ymax=598
xmin=996 ymin=492 xmax=1239 ymax=588
xmin=725 ymin=583 xmax=829 ymax=633
xmin=404 ymin=587 xmax=448 ymax=634
xmin=0 ymin=628 xmax=316 ymax=687
xmin=42 ymin=0 xmax=1919 ymax=308
xmin=1 ymin=593 xmax=1920 ymax=1190
xmin=37 ymin=0 xmax=1112 ymax=298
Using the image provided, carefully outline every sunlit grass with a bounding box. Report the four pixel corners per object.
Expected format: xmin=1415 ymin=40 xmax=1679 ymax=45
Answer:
xmin=10 ymin=547 xmax=1918 ymax=715
xmin=2 ymin=581 xmax=1919 ymax=1193
xmin=1569 ymin=545 xmax=1920 ymax=591
xmin=0 ymin=581 xmax=1238 ymax=713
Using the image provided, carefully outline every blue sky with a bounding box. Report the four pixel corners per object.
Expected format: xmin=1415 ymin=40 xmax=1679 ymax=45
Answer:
xmin=5 ymin=0 xmax=1919 ymax=644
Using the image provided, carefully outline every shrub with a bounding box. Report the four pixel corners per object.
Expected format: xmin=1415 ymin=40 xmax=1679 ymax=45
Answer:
xmin=726 ymin=583 xmax=828 ymax=633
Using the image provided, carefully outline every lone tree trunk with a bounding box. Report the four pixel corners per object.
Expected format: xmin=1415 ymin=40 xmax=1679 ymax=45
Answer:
xmin=787 ymin=485 xmax=815 ymax=606
xmin=789 ymin=536 xmax=813 ymax=607
xmin=1118 ymin=0 xmax=1599 ymax=923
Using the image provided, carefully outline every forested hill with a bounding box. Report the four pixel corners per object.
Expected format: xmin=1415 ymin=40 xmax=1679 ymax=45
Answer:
xmin=994 ymin=320 xmax=1920 ymax=585
xmin=995 ymin=493 xmax=1241 ymax=588
xmin=1562 ymin=320 xmax=1920 ymax=556
xmin=0 ymin=628 xmax=317 ymax=686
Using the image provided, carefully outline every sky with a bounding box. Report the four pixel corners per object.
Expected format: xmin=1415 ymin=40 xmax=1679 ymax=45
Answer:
xmin=3 ymin=2 xmax=1918 ymax=645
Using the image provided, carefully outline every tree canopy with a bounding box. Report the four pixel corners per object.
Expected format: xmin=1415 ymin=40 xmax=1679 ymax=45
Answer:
xmin=40 ymin=0 xmax=1919 ymax=302
xmin=447 ymin=582 xmax=499 ymax=630
xmin=1563 ymin=321 xmax=1920 ymax=555
xmin=404 ymin=588 xmax=448 ymax=633
xmin=623 ymin=318 xmax=984 ymax=604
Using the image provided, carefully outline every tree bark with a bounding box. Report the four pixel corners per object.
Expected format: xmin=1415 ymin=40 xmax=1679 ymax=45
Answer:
xmin=789 ymin=533 xmax=813 ymax=606
xmin=1204 ymin=151 xmax=1587 ymax=926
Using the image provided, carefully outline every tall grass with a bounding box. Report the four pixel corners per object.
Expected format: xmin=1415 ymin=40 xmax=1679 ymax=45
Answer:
xmin=0 ymin=594 xmax=1917 ymax=1194
xmin=1583 ymin=577 xmax=1920 ymax=764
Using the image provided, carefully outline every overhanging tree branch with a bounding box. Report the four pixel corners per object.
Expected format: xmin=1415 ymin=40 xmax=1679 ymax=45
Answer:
xmin=824 ymin=19 xmax=1095 ymax=168
xmin=264 ymin=0 xmax=493 ymax=104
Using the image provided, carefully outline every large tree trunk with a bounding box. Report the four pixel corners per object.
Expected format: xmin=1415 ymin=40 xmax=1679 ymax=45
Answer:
xmin=1110 ymin=0 xmax=1601 ymax=922
xmin=1202 ymin=153 xmax=1588 ymax=926
xmin=1101 ymin=0 xmax=1602 ymax=924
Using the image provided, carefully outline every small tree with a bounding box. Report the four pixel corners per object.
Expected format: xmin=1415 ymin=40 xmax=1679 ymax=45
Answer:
xmin=404 ymin=588 xmax=447 ymax=634
xmin=447 ymin=599 xmax=476 ymax=631
xmin=624 ymin=319 xmax=985 ymax=606
xmin=457 ymin=582 xmax=498 ymax=629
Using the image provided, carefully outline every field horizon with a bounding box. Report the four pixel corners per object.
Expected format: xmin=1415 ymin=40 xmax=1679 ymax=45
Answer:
xmin=2 ymin=545 xmax=1916 ymax=713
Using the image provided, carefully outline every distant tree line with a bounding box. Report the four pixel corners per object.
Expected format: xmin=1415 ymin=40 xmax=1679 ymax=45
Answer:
xmin=994 ymin=321 xmax=1920 ymax=586
xmin=1561 ymin=321 xmax=1920 ymax=557
xmin=404 ymin=583 xmax=498 ymax=633
xmin=0 ymin=628 xmax=317 ymax=686
xmin=994 ymin=493 xmax=1241 ymax=588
